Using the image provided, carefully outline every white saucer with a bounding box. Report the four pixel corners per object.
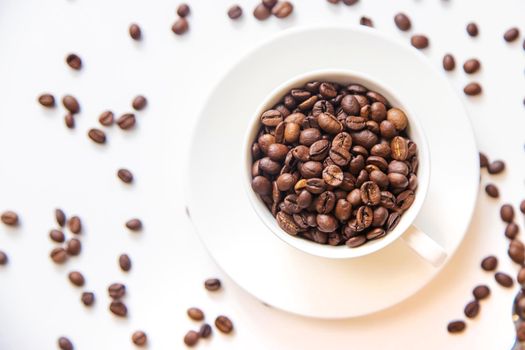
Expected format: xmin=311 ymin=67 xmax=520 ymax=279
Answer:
xmin=186 ymin=26 xmax=479 ymax=318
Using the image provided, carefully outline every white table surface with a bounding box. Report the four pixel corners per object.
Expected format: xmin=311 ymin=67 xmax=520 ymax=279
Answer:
xmin=0 ymin=0 xmax=523 ymax=349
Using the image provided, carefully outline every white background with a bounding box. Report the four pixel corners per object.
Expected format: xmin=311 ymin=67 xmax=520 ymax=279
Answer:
xmin=0 ymin=0 xmax=524 ymax=349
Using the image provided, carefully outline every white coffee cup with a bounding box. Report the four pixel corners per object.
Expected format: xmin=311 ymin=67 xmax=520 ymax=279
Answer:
xmin=243 ymin=69 xmax=447 ymax=267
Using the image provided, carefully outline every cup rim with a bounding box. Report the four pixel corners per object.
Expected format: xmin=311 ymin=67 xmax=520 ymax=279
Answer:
xmin=243 ymin=68 xmax=431 ymax=259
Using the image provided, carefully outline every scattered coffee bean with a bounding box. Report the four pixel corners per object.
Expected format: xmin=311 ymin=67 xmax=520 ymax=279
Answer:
xmin=55 ymin=209 xmax=66 ymax=227
xmin=88 ymin=128 xmax=106 ymax=144
xmin=65 ymin=53 xmax=82 ymax=70
xmin=487 ymin=160 xmax=505 ymax=174
xmin=129 ymin=23 xmax=142 ymax=40
xmin=199 ymin=323 xmax=212 ymax=338
xmin=81 ymin=291 xmax=95 ymax=306
xmin=272 ymin=1 xmax=293 ymax=18
xmin=177 ymin=3 xmax=190 ymax=17
xmin=463 ymin=82 xmax=482 ymax=96
xmin=484 ymin=184 xmax=499 ymax=198
xmin=360 ymin=16 xmax=373 ymax=27
xmin=342 ymin=0 xmax=359 ymax=5
xmin=253 ymin=3 xmax=271 ymax=20
xmin=68 ymin=216 xmax=82 ymax=234
xmin=411 ymin=35 xmax=429 ymax=49
xmin=394 ymin=13 xmax=411 ymax=31
xmin=98 ymin=110 xmax=114 ymax=126
xmin=68 ymin=271 xmax=85 ymax=287
xmin=62 ymin=95 xmax=80 ymax=114
xmin=472 ymin=285 xmax=490 ymax=300
xmin=117 ymin=168 xmax=134 ymax=184
xmin=132 ymin=331 xmax=147 ymax=346
xmin=463 ymin=58 xmax=481 ymax=74
xmin=109 ymin=300 xmax=128 ymax=317
xmin=50 ymin=247 xmax=68 ymax=264
xmin=1 ymin=211 xmax=18 ymax=226
xmin=521 ymin=200 xmax=525 ymax=214
xmin=495 ymin=272 xmax=514 ymax=287
xmin=509 ymin=239 xmax=525 ymax=264
xmin=466 ymin=22 xmax=479 ymax=37
xmin=504 ymin=27 xmax=520 ymax=42
xmin=518 ymin=267 xmax=525 ymax=285
xmin=125 ymin=218 xmax=142 ymax=231
xmin=506 ymin=222 xmax=519 ymax=239
xmin=481 ymin=255 xmax=498 ymax=271
xmin=38 ymin=93 xmax=55 ymax=107
xmin=501 ymin=204 xmax=515 ymax=223
xmin=64 ymin=113 xmax=75 ymax=129
xmin=215 ymin=315 xmax=234 ymax=334
xmin=326 ymin=0 xmax=340 ymax=3
xmin=119 ymin=254 xmax=132 ymax=272
xmin=187 ymin=307 xmax=205 ymax=321
xmin=443 ymin=54 xmax=455 ymax=71
xmin=172 ymin=17 xmax=189 ymax=35
xmin=132 ymin=95 xmax=147 ymax=111
xmin=204 ymin=278 xmax=221 ymax=291
xmin=58 ymin=336 xmax=74 ymax=350
xmin=108 ymin=283 xmax=126 ymax=299
xmin=0 ymin=251 xmax=8 ymax=265
xmin=479 ymin=152 xmax=488 ymax=168
xmin=447 ymin=320 xmax=466 ymax=333
xmin=263 ymin=0 xmax=277 ymax=8
xmin=184 ymin=330 xmax=199 ymax=347
xmin=116 ymin=113 xmax=136 ymax=130
xmin=464 ymin=300 xmax=480 ymax=318
xmin=66 ymin=238 xmax=81 ymax=256
xmin=228 ymin=5 xmax=243 ymax=19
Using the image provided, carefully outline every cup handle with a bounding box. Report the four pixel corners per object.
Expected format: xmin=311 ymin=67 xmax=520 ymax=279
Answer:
xmin=401 ymin=225 xmax=447 ymax=267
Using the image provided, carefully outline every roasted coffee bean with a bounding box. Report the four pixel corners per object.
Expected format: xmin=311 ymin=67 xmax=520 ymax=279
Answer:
xmin=322 ymin=165 xmax=343 ymax=187
xmin=342 ymin=0 xmax=358 ymax=5
xmin=117 ymin=113 xmax=136 ymax=130
xmin=184 ymin=330 xmax=199 ymax=346
xmin=274 ymin=122 xmax=285 ymax=143
xmin=98 ymin=110 xmax=114 ymax=126
xmin=312 ymin=100 xmax=334 ymax=117
xmin=0 ymin=251 xmax=8 ymax=265
xmin=326 ymin=0 xmax=340 ymax=3
xmin=228 ymin=5 xmax=243 ymax=19
xmin=394 ymin=13 xmax=411 ymax=31
xmin=316 ymin=214 xmax=338 ymax=232
xmin=509 ymin=240 xmax=525 ymax=264
xmin=504 ymin=27 xmax=520 ymax=42
xmin=58 ymin=337 xmax=74 ymax=350
xmin=472 ymin=285 xmax=490 ymax=300
xmin=334 ymin=199 xmax=352 ymax=221
xmin=187 ymin=307 xmax=205 ymax=321
xmin=126 ymin=218 xmax=142 ymax=231
xmin=318 ymin=113 xmax=343 ymax=134
xmin=172 ymin=17 xmax=189 ymax=35
xmin=119 ymin=254 xmax=132 ymax=272
xmin=388 ymin=172 xmax=408 ymax=189
xmin=495 ymin=272 xmax=513 ymax=287
xmin=346 ymin=235 xmax=366 ymax=248
xmin=366 ymin=156 xmax=388 ymax=171
xmin=370 ymin=144 xmax=390 ymax=158
xmin=330 ymin=147 xmax=352 ymax=167
xmin=258 ymin=134 xmax=275 ymax=154
xmin=132 ymin=95 xmax=147 ymax=111
xmin=479 ymin=152 xmax=489 ymax=168
xmin=480 ymin=255 xmax=497 ymax=271
xmin=408 ymin=174 xmax=418 ymax=191
xmin=199 ymin=324 xmax=212 ymax=338
xmin=387 ymin=108 xmax=408 ymax=131
xmin=518 ymin=324 xmax=525 ymax=342
xmin=297 ymin=190 xmax=313 ymax=208
xmin=355 ymin=169 xmax=369 ymax=188
xmin=50 ymin=247 xmax=68 ymax=264
xmin=261 ymin=110 xmax=283 ymax=127
xmin=463 ymin=82 xmax=482 ymax=96
xmin=277 ymin=211 xmax=300 ymax=235
xmin=66 ymin=238 xmax=81 ymax=256
xmin=64 ymin=113 xmax=75 ymax=129
xmin=380 ymin=191 xmax=396 ymax=209
xmin=341 ymin=95 xmax=360 ymax=116
xmin=254 ymin=3 xmax=271 ymax=20
xmin=360 ymin=16 xmax=373 ymax=27
xmin=466 ymin=22 xmax=478 ymax=37
xmin=66 ymin=53 xmax=82 ymax=70
xmin=500 ymin=204 xmax=514 ymax=223
xmin=299 ymin=161 xmax=322 ymax=179
xmin=267 ymin=143 xmax=289 ymax=161
xmin=129 ymin=23 xmax=142 ymax=40
xmin=108 ymin=283 xmax=126 ymax=299
xmin=88 ymin=128 xmax=106 ymax=144
xmin=369 ymin=170 xmax=389 ymax=190
xmin=298 ymin=96 xmax=318 ymax=110
xmin=349 ymin=155 xmax=365 ymax=175
xmin=272 ymin=1 xmax=293 ymax=18
xmin=396 ymin=190 xmax=415 ymax=211
xmin=1 ymin=211 xmax=18 ymax=226
xmin=132 ymin=330 xmax=147 ymax=346
xmin=411 ymin=35 xmax=429 ymax=49
xmin=118 ymin=168 xmax=134 ymax=184
xmin=372 ymin=207 xmax=389 ymax=227
xmin=386 ymin=212 xmax=400 ymax=231
xmin=49 ymin=229 xmax=65 ymax=243
xmin=351 ymin=130 xmax=378 ymax=150
xmin=388 ymin=160 xmax=409 ymax=176
xmin=319 ymin=83 xmax=337 ymax=99
xmin=81 ymin=291 xmax=95 ymax=306
xmin=215 ymin=315 xmax=234 ymax=334
xmin=505 ymin=222 xmax=519 ymax=239
xmin=443 ymin=54 xmax=456 ymax=71
xmin=309 ymin=140 xmax=330 ymax=161
xmin=204 ymin=278 xmax=221 ymax=291
xmin=293 ymin=213 xmax=310 ymax=229
xmin=177 ymin=3 xmax=190 ymax=17
xmin=62 ymin=95 xmax=80 ymax=114
xmin=360 ymin=181 xmax=380 ymax=205
xmin=487 ymin=160 xmax=505 ymax=174
xmin=346 ymin=116 xmax=367 ymax=131
xmin=68 ymin=216 xmax=81 ymax=234
xmin=391 ymin=136 xmax=408 ymax=160
xmin=463 ymin=58 xmax=481 ymax=74
xmin=315 ymin=191 xmax=336 ymax=214
xmin=305 ymin=178 xmax=326 ymax=194
xmin=484 ymin=184 xmax=499 ymax=198
xmin=447 ymin=320 xmax=466 ymax=333
xmin=68 ymin=271 xmax=85 ymax=287
xmin=110 ymin=300 xmax=128 ymax=317
xmin=276 ymin=173 xmax=294 ymax=191
xmin=299 ymin=128 xmax=321 ymax=146
xmin=367 ymin=227 xmax=386 ymax=240
xmin=380 ymin=120 xmax=397 ymax=139
xmin=464 ymin=300 xmax=480 ymax=318
xmin=518 ymin=267 xmax=525 ymax=285
xmin=356 ymin=206 xmax=373 ymax=229
xmin=38 ymin=93 xmax=55 ymax=107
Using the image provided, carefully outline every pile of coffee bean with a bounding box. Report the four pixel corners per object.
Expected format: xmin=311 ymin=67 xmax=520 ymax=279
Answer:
xmin=172 ymin=3 xmax=190 ymax=35
xmin=183 ymin=278 xmax=234 ymax=347
xmin=251 ymin=81 xmax=419 ymax=248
